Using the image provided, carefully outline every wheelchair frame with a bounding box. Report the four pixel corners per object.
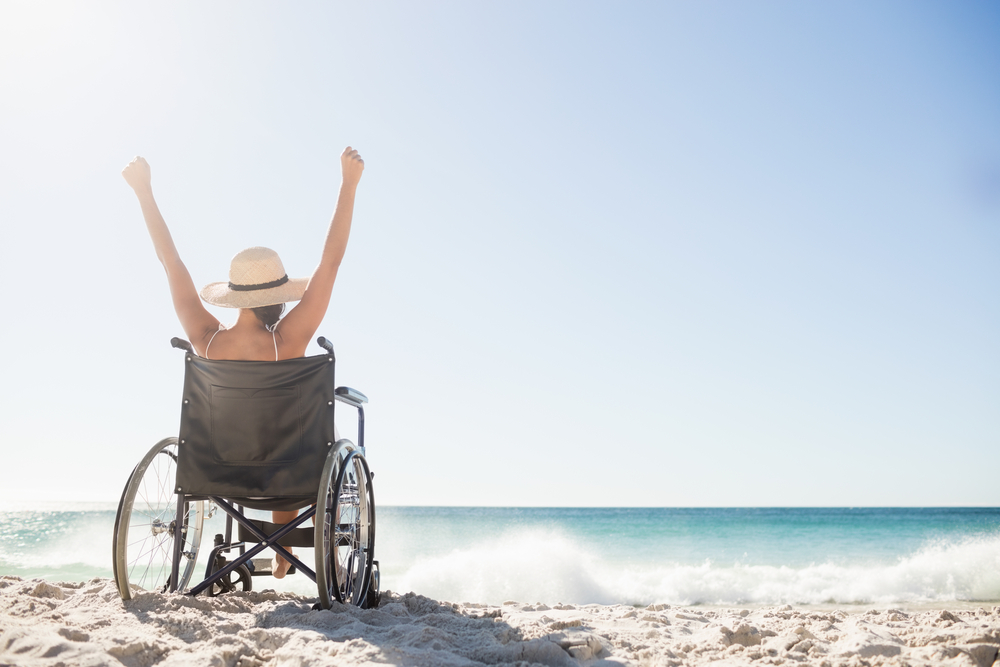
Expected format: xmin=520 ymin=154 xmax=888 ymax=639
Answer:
xmin=112 ymin=336 xmax=379 ymax=609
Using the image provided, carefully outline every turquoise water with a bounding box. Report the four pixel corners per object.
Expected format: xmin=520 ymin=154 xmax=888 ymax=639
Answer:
xmin=2 ymin=505 xmax=999 ymax=606
xmin=380 ymin=506 xmax=1000 ymax=566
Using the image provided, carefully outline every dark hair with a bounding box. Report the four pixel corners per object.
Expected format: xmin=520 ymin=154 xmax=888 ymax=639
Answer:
xmin=252 ymin=303 xmax=285 ymax=330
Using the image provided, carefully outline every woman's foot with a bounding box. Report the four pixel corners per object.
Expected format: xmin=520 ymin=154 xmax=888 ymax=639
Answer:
xmin=270 ymin=509 xmax=300 ymax=579
xmin=272 ymin=551 xmax=293 ymax=579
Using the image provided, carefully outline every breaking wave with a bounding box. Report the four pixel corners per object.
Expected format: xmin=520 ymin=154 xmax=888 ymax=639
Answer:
xmin=395 ymin=529 xmax=1000 ymax=606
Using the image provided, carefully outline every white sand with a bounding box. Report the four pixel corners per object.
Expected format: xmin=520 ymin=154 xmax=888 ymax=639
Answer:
xmin=1 ymin=576 xmax=999 ymax=666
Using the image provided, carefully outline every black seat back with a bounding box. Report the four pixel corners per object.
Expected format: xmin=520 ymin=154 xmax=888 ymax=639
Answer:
xmin=174 ymin=352 xmax=337 ymax=509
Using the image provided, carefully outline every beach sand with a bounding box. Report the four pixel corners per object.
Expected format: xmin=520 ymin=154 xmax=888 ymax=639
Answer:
xmin=1 ymin=576 xmax=999 ymax=666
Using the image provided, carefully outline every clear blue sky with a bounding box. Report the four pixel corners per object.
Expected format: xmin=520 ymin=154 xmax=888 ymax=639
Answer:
xmin=1 ymin=1 xmax=997 ymax=506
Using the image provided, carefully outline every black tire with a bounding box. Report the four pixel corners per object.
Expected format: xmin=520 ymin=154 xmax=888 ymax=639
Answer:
xmin=112 ymin=438 xmax=204 ymax=600
xmin=364 ymin=561 xmax=381 ymax=609
xmin=207 ymin=559 xmax=253 ymax=596
xmin=315 ymin=441 xmax=375 ymax=609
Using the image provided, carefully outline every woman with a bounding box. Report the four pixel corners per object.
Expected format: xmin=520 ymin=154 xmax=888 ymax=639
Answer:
xmin=122 ymin=147 xmax=365 ymax=578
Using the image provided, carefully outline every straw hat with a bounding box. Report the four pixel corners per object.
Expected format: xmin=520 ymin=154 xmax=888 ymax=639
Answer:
xmin=200 ymin=247 xmax=308 ymax=308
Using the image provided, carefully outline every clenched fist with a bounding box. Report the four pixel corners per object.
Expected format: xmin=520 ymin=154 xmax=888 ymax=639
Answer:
xmin=341 ymin=147 xmax=364 ymax=187
xmin=122 ymin=156 xmax=151 ymax=192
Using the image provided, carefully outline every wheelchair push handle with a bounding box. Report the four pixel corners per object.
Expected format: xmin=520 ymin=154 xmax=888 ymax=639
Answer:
xmin=171 ymin=337 xmax=194 ymax=353
xmin=317 ymin=337 xmax=335 ymax=356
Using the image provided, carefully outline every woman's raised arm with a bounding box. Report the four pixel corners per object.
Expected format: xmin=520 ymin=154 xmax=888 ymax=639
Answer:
xmin=278 ymin=147 xmax=364 ymax=348
xmin=123 ymin=157 xmax=219 ymax=352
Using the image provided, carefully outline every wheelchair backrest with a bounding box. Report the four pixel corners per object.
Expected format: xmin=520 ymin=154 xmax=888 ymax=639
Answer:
xmin=174 ymin=351 xmax=337 ymax=503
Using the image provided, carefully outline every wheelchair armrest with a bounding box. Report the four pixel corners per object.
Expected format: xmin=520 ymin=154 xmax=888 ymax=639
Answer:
xmin=335 ymin=386 xmax=368 ymax=407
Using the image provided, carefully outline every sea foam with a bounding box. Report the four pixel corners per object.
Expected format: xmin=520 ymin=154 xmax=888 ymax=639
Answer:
xmin=396 ymin=528 xmax=1000 ymax=606
xmin=3 ymin=508 xmax=999 ymax=606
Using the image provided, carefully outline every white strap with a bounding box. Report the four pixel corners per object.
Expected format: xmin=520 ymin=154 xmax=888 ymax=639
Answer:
xmin=204 ymin=324 xmax=224 ymax=360
xmin=203 ymin=324 xmax=275 ymax=360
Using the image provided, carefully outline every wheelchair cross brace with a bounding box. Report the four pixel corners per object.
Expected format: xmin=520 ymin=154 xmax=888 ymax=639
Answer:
xmin=170 ymin=496 xmax=318 ymax=597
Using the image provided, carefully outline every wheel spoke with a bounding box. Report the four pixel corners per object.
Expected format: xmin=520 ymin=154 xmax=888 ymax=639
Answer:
xmin=114 ymin=440 xmax=203 ymax=599
xmin=317 ymin=452 xmax=374 ymax=607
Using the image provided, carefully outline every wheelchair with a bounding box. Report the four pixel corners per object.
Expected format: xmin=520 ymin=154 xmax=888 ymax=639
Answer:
xmin=111 ymin=336 xmax=379 ymax=609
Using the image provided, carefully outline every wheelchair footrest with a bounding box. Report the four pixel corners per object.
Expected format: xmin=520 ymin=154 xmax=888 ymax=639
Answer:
xmin=249 ymin=557 xmax=296 ymax=577
xmin=238 ymin=520 xmax=315 ymax=548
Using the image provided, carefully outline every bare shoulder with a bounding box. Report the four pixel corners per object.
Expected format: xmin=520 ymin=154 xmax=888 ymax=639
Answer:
xmin=188 ymin=322 xmax=222 ymax=356
xmin=274 ymin=294 xmax=327 ymax=348
xmin=273 ymin=320 xmax=313 ymax=359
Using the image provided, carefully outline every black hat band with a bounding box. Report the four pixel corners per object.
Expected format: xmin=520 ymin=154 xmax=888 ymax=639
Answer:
xmin=228 ymin=275 xmax=290 ymax=292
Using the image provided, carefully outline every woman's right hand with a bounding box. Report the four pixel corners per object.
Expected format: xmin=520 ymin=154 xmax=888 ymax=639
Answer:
xmin=341 ymin=147 xmax=364 ymax=187
xmin=122 ymin=156 xmax=152 ymax=192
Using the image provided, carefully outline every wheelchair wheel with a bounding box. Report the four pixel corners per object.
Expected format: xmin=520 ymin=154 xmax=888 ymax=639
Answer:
xmin=207 ymin=559 xmax=252 ymax=596
xmin=112 ymin=437 xmax=204 ymax=600
xmin=315 ymin=442 xmax=375 ymax=609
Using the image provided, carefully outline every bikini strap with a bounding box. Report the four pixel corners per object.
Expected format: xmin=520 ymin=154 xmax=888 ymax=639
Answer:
xmin=204 ymin=324 xmax=225 ymax=360
xmin=272 ymin=327 xmax=278 ymax=361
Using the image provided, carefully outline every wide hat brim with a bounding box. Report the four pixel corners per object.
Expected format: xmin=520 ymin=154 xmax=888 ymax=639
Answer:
xmin=200 ymin=277 xmax=309 ymax=308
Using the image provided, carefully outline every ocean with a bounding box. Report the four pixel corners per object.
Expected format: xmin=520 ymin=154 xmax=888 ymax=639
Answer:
xmin=2 ymin=505 xmax=998 ymax=607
